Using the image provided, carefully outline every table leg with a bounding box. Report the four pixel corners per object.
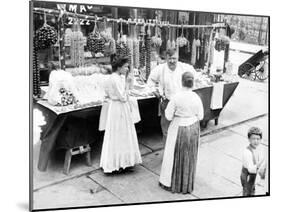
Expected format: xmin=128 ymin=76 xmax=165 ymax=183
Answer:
xmin=215 ymin=118 xmax=219 ymax=125
xmin=38 ymin=115 xmax=67 ymax=171
xmin=86 ymin=151 xmax=92 ymax=166
xmin=63 ymin=150 xmax=72 ymax=175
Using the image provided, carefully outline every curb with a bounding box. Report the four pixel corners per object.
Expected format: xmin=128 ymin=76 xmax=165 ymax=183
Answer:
xmin=201 ymin=114 xmax=268 ymax=138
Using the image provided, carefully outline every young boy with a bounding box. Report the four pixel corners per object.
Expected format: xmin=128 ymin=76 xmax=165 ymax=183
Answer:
xmin=241 ymin=127 xmax=266 ymax=196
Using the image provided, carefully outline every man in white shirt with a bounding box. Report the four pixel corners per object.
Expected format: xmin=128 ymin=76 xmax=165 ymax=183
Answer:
xmin=147 ymin=48 xmax=197 ymax=143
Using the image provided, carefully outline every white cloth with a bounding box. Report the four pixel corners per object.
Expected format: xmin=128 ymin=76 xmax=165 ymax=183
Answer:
xmin=242 ymin=145 xmax=266 ymax=174
xmin=147 ymin=62 xmax=197 ymax=100
xmin=210 ymin=82 xmax=225 ymax=110
xmin=45 ymin=70 xmax=79 ymax=105
xmin=99 ymin=73 xmax=142 ymax=172
xmin=159 ymin=90 xmax=204 ymax=187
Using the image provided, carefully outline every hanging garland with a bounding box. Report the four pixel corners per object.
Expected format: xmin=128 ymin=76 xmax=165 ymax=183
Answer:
xmin=33 ymin=36 xmax=41 ymax=97
xmin=70 ymin=17 xmax=85 ymax=67
xmin=145 ymin=25 xmax=152 ymax=81
xmin=87 ymin=18 xmax=106 ymax=57
xmin=116 ymin=20 xmax=130 ymax=59
xmin=151 ymin=23 xmax=162 ymax=48
xmin=34 ymin=13 xmax=58 ymax=51
xmin=176 ymin=24 xmax=188 ymax=47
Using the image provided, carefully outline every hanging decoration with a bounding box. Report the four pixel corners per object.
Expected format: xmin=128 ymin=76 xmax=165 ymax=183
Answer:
xmin=116 ymin=19 xmax=130 ymax=59
xmin=145 ymin=24 xmax=152 ymax=81
xmin=87 ymin=17 xmax=106 ymax=57
xmin=34 ymin=12 xmax=58 ymax=50
xmin=151 ymin=22 xmax=162 ymax=48
xmin=176 ymin=24 xmax=188 ymax=47
xmin=33 ymin=35 xmax=41 ymax=97
xmin=166 ymin=26 xmax=172 ymax=50
xmin=58 ymin=7 xmax=66 ymax=70
xmin=100 ymin=18 xmax=116 ymax=56
xmin=70 ymin=17 xmax=85 ymax=67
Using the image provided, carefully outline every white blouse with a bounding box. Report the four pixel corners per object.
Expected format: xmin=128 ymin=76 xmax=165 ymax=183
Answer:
xmin=242 ymin=145 xmax=266 ymax=174
xmin=147 ymin=62 xmax=197 ymax=100
xmin=104 ymin=73 xmax=128 ymax=102
xmin=165 ymin=89 xmax=204 ymax=122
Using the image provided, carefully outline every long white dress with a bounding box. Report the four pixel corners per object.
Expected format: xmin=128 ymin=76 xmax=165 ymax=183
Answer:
xmin=99 ymin=73 xmax=142 ymax=173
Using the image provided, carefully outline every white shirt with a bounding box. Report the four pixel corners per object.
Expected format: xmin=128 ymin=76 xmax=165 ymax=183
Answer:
xmin=104 ymin=73 xmax=127 ymax=102
xmin=147 ymin=62 xmax=197 ymax=100
xmin=165 ymin=89 xmax=204 ymax=122
xmin=242 ymin=145 xmax=266 ymax=174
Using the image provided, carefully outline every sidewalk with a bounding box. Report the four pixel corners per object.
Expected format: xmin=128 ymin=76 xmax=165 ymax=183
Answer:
xmin=32 ymin=115 xmax=268 ymax=210
xmin=32 ymin=41 xmax=269 ymax=209
xmin=230 ymin=41 xmax=267 ymax=55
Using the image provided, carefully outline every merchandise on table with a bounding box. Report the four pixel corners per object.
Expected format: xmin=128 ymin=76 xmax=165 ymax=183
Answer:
xmin=65 ymin=64 xmax=111 ymax=76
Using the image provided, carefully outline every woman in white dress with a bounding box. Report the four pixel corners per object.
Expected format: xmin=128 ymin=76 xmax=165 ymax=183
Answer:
xmin=159 ymin=71 xmax=204 ymax=193
xmin=99 ymin=56 xmax=142 ymax=173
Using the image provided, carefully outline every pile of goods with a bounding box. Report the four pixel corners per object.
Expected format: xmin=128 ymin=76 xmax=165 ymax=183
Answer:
xmin=45 ymin=70 xmax=108 ymax=107
xmin=129 ymin=79 xmax=154 ymax=97
xmin=45 ymin=70 xmax=79 ymax=106
xmin=194 ymin=72 xmax=213 ymax=89
xmin=73 ymin=74 xmax=108 ymax=104
xmin=57 ymin=87 xmax=78 ymax=106
xmin=67 ymin=64 xmax=111 ymax=76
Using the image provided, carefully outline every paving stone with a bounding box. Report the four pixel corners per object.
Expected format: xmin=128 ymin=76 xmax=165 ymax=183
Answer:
xmin=138 ymin=132 xmax=164 ymax=151
xmin=139 ymin=143 xmax=153 ymax=155
xmin=193 ymin=173 xmax=241 ymax=199
xmin=88 ymin=166 xmax=196 ymax=204
xmin=197 ymin=145 xmax=242 ymax=186
xmin=204 ymin=132 xmax=249 ymax=161
xmin=141 ymin=150 xmax=164 ymax=175
xmin=33 ymin=176 xmax=122 ymax=210
xmin=33 ymin=137 xmax=152 ymax=190
xmin=33 ymin=142 xmax=100 ymax=190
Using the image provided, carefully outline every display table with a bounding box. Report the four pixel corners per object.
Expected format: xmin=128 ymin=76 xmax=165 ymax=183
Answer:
xmin=35 ymin=82 xmax=239 ymax=172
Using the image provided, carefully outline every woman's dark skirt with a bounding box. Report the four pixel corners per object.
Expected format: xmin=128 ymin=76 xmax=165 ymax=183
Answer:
xmin=160 ymin=121 xmax=200 ymax=194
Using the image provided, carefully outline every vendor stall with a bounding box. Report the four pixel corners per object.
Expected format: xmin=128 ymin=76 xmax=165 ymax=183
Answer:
xmin=31 ymin=3 xmax=239 ymax=172
xmin=36 ymin=81 xmax=238 ymax=172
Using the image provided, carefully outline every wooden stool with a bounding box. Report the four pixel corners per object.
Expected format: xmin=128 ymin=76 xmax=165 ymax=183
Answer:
xmin=63 ymin=144 xmax=92 ymax=175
